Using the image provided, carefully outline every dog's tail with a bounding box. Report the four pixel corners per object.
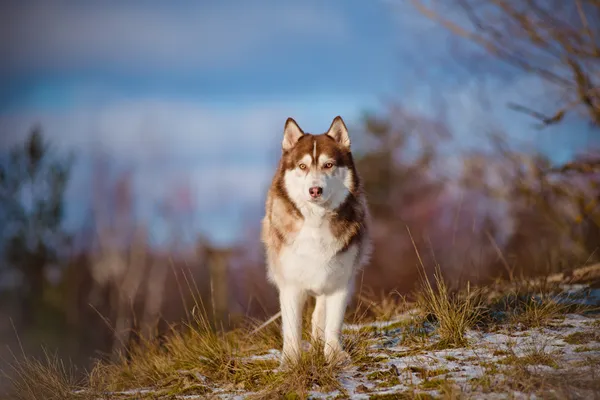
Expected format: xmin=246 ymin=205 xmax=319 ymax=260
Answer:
xmin=250 ymin=311 xmax=281 ymax=335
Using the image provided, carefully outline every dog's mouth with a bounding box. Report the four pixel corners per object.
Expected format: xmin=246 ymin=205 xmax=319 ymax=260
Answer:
xmin=307 ymin=194 xmax=330 ymax=205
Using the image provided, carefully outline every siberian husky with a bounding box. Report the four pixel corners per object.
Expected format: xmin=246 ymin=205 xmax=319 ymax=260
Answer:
xmin=261 ymin=116 xmax=372 ymax=367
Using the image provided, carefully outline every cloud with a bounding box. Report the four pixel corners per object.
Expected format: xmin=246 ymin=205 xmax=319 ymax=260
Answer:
xmin=0 ymin=1 xmax=348 ymax=73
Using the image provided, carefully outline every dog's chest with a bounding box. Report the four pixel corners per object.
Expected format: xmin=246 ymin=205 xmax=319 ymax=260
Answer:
xmin=292 ymin=221 xmax=337 ymax=258
xmin=278 ymin=215 xmax=357 ymax=293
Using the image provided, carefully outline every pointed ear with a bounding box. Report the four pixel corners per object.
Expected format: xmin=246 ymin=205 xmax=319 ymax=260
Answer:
xmin=282 ymin=117 xmax=304 ymax=151
xmin=326 ymin=116 xmax=350 ymax=149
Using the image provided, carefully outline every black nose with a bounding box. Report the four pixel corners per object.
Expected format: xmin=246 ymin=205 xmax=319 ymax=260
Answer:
xmin=309 ymin=186 xmax=323 ymax=198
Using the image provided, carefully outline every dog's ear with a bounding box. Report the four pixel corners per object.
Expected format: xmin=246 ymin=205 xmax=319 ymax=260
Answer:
xmin=326 ymin=116 xmax=350 ymax=150
xmin=282 ymin=118 xmax=304 ymax=151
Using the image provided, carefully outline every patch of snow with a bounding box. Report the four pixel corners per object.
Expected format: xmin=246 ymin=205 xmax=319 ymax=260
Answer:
xmin=244 ymin=348 xmax=280 ymax=361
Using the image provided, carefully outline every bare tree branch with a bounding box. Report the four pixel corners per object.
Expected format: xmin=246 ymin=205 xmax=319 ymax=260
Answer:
xmin=410 ymin=0 xmax=600 ymax=127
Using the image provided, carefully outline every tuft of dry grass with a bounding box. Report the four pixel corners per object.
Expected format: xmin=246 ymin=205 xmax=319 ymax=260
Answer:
xmin=564 ymin=331 xmax=600 ymax=345
xmin=407 ymin=226 xmax=483 ymax=348
xmin=4 ymin=350 xmax=86 ymax=400
xmin=250 ymin=316 xmax=372 ymax=399
xmin=508 ymin=293 xmax=576 ymax=328
xmin=399 ymin=316 xmax=434 ymax=348
xmin=254 ymin=348 xmax=344 ymax=399
xmin=415 ymin=267 xmax=483 ymax=347
xmin=355 ymin=288 xmax=412 ymax=322
xmin=497 ymin=356 xmax=600 ymax=398
xmin=499 ymin=342 xmax=559 ymax=369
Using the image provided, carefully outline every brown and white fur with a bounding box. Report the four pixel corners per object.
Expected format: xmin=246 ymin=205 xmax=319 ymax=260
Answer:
xmin=261 ymin=116 xmax=371 ymax=367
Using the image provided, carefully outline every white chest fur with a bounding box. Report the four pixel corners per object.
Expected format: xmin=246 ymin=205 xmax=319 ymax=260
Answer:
xmin=277 ymin=207 xmax=358 ymax=295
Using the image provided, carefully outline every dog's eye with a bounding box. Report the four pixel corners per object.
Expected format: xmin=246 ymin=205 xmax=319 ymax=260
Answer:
xmin=324 ymin=162 xmax=334 ymax=169
xmin=299 ymin=163 xmax=307 ymax=170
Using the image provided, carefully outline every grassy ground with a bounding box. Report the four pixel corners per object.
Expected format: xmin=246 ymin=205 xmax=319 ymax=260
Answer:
xmin=4 ymin=267 xmax=600 ymax=400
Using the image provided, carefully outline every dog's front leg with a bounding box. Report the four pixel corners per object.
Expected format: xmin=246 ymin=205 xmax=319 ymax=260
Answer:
xmin=311 ymin=294 xmax=326 ymax=345
xmin=324 ymin=288 xmax=351 ymax=364
xmin=279 ymin=285 xmax=306 ymax=367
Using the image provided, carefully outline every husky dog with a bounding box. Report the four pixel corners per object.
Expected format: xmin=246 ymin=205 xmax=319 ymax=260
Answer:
xmin=261 ymin=116 xmax=371 ymax=367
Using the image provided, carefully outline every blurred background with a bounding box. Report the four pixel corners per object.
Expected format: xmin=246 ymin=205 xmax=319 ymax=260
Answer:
xmin=1 ymin=0 xmax=599 ymax=390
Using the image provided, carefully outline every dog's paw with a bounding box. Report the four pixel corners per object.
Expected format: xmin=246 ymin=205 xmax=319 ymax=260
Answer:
xmin=325 ymin=348 xmax=351 ymax=366
xmin=277 ymin=351 xmax=300 ymax=371
xmin=276 ymin=358 xmax=289 ymax=372
xmin=301 ymin=340 xmax=311 ymax=352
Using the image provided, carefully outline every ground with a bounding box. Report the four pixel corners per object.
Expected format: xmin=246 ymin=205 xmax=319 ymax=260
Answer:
xmin=97 ymin=312 xmax=600 ymax=399
xmin=8 ymin=267 xmax=600 ymax=400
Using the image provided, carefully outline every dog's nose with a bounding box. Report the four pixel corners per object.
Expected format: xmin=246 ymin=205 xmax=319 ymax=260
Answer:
xmin=309 ymin=186 xmax=323 ymax=198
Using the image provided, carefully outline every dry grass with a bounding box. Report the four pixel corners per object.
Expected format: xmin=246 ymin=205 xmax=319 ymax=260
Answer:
xmin=254 ymin=348 xmax=344 ymax=399
xmin=492 ymin=355 xmax=600 ymax=398
xmin=508 ymin=293 xmax=580 ymax=328
xmin=250 ymin=319 xmax=372 ymax=399
xmin=90 ymin=313 xmax=284 ymax=397
xmin=5 ymin=266 xmax=598 ymax=399
xmin=3 ymin=350 xmax=86 ymax=400
xmin=415 ymin=267 xmax=483 ymax=347
xmin=406 ymin=226 xmax=483 ymax=348
xmin=5 ymin=303 xmax=375 ymax=399
xmin=355 ymin=288 xmax=412 ymax=322
xmin=398 ymin=316 xmax=434 ymax=348
xmin=90 ymin=306 xmax=252 ymax=391
xmin=564 ymin=331 xmax=600 ymax=345
xmin=499 ymin=342 xmax=559 ymax=369
xmin=476 ymin=275 xmax=594 ymax=331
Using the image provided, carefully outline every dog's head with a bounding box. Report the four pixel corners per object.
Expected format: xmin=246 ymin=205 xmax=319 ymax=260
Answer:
xmin=279 ymin=116 xmax=358 ymax=210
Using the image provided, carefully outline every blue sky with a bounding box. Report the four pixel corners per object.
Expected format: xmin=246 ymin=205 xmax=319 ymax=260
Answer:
xmin=1 ymin=0 xmax=597 ymax=246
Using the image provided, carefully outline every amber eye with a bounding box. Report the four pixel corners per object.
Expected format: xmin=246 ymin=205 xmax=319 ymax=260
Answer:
xmin=299 ymin=163 xmax=307 ymax=170
xmin=324 ymin=162 xmax=334 ymax=169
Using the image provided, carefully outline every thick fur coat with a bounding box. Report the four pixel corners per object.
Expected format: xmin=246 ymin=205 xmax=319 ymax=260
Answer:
xmin=261 ymin=116 xmax=371 ymax=366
